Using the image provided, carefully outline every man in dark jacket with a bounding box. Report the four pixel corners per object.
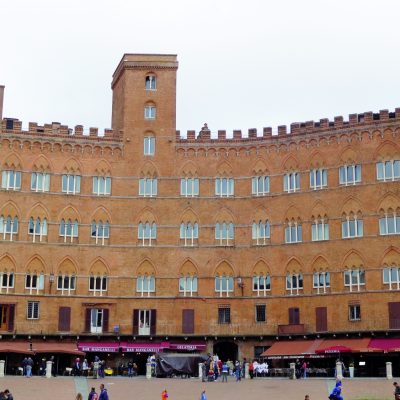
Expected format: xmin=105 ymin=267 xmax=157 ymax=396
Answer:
xmin=99 ymin=384 xmax=109 ymax=400
xmin=4 ymin=389 xmax=13 ymax=400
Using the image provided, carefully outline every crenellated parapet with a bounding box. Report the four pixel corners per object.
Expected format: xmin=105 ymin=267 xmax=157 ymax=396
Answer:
xmin=0 ymin=118 xmax=123 ymax=144
xmin=176 ymin=108 xmax=400 ymax=145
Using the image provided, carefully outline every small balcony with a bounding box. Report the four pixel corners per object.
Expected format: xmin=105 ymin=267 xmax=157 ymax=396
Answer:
xmin=278 ymin=324 xmax=305 ymax=335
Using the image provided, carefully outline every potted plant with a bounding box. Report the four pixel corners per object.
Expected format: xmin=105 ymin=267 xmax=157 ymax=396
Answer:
xmin=348 ymin=361 xmax=355 ymax=378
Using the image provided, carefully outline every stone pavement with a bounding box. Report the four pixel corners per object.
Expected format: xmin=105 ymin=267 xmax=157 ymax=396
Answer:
xmin=0 ymin=376 xmax=396 ymax=400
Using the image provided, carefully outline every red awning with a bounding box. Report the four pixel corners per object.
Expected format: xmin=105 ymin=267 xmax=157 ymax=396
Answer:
xmin=32 ymin=342 xmax=85 ymax=356
xmin=169 ymin=342 xmax=207 ymax=351
xmin=369 ymin=338 xmax=400 ymax=352
xmin=261 ymin=340 xmax=324 ymax=359
xmin=315 ymin=338 xmax=372 ymax=354
xmin=78 ymin=342 xmax=119 ymax=353
xmin=120 ymin=341 xmax=169 ymax=353
xmin=0 ymin=341 xmax=33 ymax=354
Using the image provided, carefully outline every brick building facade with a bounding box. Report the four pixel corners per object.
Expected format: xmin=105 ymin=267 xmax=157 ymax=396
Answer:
xmin=0 ymin=54 xmax=399 ymax=369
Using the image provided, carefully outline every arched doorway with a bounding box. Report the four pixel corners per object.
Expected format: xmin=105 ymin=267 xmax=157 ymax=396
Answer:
xmin=213 ymin=341 xmax=238 ymax=361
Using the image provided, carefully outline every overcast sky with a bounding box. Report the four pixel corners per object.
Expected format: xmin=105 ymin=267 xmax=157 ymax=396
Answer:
xmin=1 ymin=0 xmax=400 ymax=136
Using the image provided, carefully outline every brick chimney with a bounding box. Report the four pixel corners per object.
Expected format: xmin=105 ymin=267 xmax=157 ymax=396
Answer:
xmin=0 ymin=85 xmax=4 ymax=121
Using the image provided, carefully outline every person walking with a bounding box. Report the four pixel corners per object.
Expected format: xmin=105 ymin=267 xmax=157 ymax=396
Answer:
xmin=99 ymin=384 xmax=109 ymax=400
xmin=200 ymin=390 xmax=207 ymax=400
xmin=329 ymin=379 xmax=343 ymax=400
xmin=221 ymin=361 xmax=229 ymax=382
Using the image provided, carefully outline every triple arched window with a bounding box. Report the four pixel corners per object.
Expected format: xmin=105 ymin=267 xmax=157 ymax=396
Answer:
xmin=138 ymin=222 xmax=157 ymax=246
xmin=0 ymin=215 xmax=19 ymax=241
xmin=215 ymin=222 xmax=234 ymax=245
xmin=59 ymin=219 xmax=79 ymax=242
xmin=180 ymin=222 xmax=199 ymax=246
xmin=28 ymin=217 xmax=48 ymax=242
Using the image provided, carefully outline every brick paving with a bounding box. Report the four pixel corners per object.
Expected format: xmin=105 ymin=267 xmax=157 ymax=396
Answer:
xmin=0 ymin=376 xmax=396 ymax=400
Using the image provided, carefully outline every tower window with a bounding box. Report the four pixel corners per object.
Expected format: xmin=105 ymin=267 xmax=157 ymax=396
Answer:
xmin=145 ymin=75 xmax=157 ymax=90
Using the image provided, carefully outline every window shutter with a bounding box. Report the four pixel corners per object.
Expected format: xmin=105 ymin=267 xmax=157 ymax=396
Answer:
xmin=315 ymin=307 xmax=327 ymax=332
xmin=58 ymin=307 xmax=71 ymax=331
xmin=84 ymin=308 xmax=91 ymax=332
xmin=182 ymin=309 xmax=194 ymax=334
xmin=7 ymin=304 xmax=15 ymax=332
xmin=289 ymin=307 xmax=300 ymax=325
xmin=102 ymin=309 xmax=109 ymax=332
xmin=389 ymin=302 xmax=400 ymax=329
xmin=150 ymin=309 xmax=157 ymax=335
xmin=133 ymin=309 xmax=139 ymax=335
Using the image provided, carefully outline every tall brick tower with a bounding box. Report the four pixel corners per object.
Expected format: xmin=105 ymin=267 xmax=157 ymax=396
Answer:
xmin=111 ymin=54 xmax=178 ymax=164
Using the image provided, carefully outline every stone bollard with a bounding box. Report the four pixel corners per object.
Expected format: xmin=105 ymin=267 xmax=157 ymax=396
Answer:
xmin=336 ymin=361 xmax=343 ymax=380
xmin=386 ymin=361 xmax=393 ymax=379
xmin=199 ymin=363 xmax=203 ymax=380
xmin=146 ymin=362 xmax=152 ymax=379
xmin=0 ymin=360 xmax=5 ymax=377
xmin=289 ymin=362 xmax=296 ymax=379
xmin=245 ymin=363 xmax=249 ymax=379
xmin=46 ymin=361 xmax=52 ymax=378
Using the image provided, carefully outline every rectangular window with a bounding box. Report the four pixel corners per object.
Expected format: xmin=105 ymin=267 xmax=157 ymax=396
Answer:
xmin=62 ymin=174 xmax=81 ymax=194
xmin=139 ymin=178 xmax=157 ymax=197
xmin=144 ymin=137 xmax=155 ymax=155
xmin=57 ymin=275 xmax=76 ymax=294
xmin=215 ymin=178 xmax=234 ymax=197
xmin=31 ymin=172 xmax=50 ymax=192
xmin=339 ymin=165 xmax=362 ymax=185
xmin=27 ymin=301 xmax=39 ymax=320
xmin=0 ymin=272 xmax=14 ymax=290
xmin=379 ymin=214 xmax=400 ymax=235
xmin=289 ymin=307 xmax=300 ymax=325
xmin=286 ymin=274 xmax=303 ymax=295
xmin=89 ymin=276 xmax=107 ymax=295
xmin=310 ymin=168 xmax=327 ymax=189
xmin=285 ymin=223 xmax=302 ymax=243
xmin=255 ymin=304 xmax=266 ymax=323
xmin=182 ymin=309 xmax=195 ymax=334
xmin=383 ymin=267 xmax=400 ymax=290
xmin=313 ymin=272 xmax=330 ymax=293
xmin=348 ymin=304 xmax=361 ymax=321
xmin=58 ymin=306 xmax=71 ymax=331
xmin=283 ymin=172 xmax=300 ymax=192
xmin=179 ymin=276 xmax=198 ymax=296
xmin=252 ymin=276 xmax=271 ymax=296
xmin=388 ymin=302 xmax=400 ymax=330
xmin=215 ymin=223 xmax=234 ymax=246
xmin=252 ymin=176 xmax=270 ymax=196
xmin=134 ymin=309 xmax=156 ymax=336
xmin=377 ymin=160 xmax=400 ymax=181
xmin=92 ymin=176 xmax=111 ymax=195
xmin=316 ymin=307 xmax=328 ymax=332
xmin=344 ymin=269 xmax=365 ymax=291
xmin=144 ymin=106 xmax=156 ymax=119
xmin=1 ymin=171 xmax=21 ymax=190
xmin=342 ymin=217 xmax=363 ymax=238
xmin=90 ymin=308 xmax=104 ymax=333
xmin=218 ymin=305 xmax=231 ymax=324
xmin=180 ymin=178 xmax=199 ymax=197
xmin=215 ymin=276 xmax=234 ymax=297
xmin=311 ymin=219 xmax=329 ymax=241
xmin=136 ymin=276 xmax=155 ymax=296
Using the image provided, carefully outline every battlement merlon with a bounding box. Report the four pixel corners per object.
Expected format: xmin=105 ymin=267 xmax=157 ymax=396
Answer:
xmin=0 ymin=118 xmax=123 ymax=143
xmin=0 ymin=85 xmax=5 ymax=121
xmin=175 ymin=108 xmax=400 ymax=142
xmin=111 ymin=53 xmax=178 ymax=89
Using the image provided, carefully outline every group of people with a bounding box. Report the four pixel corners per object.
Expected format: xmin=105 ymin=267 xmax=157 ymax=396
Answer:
xmin=202 ymin=356 xmax=248 ymax=382
xmin=0 ymin=390 xmax=13 ymax=400
xmin=74 ymin=356 xmax=108 ymax=378
xmin=76 ymin=383 xmax=109 ymax=400
xmin=21 ymin=356 xmax=56 ymax=377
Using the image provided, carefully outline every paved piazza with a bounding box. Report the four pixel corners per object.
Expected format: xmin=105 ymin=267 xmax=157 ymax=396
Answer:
xmin=0 ymin=376 xmax=396 ymax=400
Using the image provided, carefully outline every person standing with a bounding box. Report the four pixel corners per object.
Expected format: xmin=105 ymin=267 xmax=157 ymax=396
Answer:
xmin=88 ymin=387 xmax=98 ymax=400
xmin=82 ymin=359 xmax=89 ymax=377
xmin=301 ymin=361 xmax=307 ymax=379
xmin=234 ymin=361 xmax=241 ymax=382
xmin=393 ymin=381 xmax=400 ymax=400
xmin=200 ymin=390 xmax=207 ymax=400
xmin=249 ymin=360 xmax=254 ymax=379
xmin=161 ymin=389 xmax=168 ymax=400
xmin=26 ymin=357 xmax=33 ymax=378
xmin=99 ymin=384 xmax=109 ymax=400
xmin=221 ymin=361 xmax=229 ymax=382
xmin=127 ymin=360 xmax=134 ymax=377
